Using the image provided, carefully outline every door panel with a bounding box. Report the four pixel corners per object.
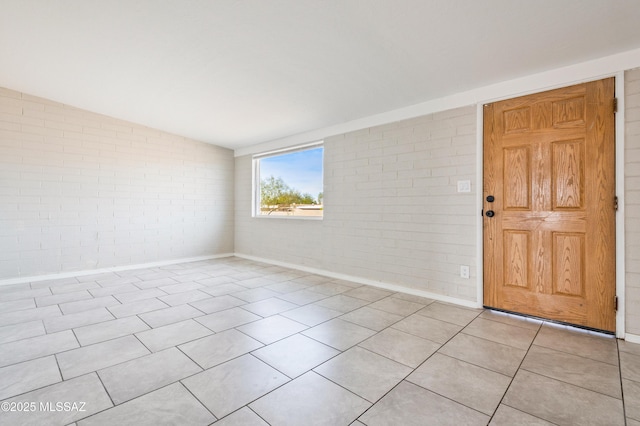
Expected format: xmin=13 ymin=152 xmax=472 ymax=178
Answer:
xmin=483 ymin=78 xmax=616 ymax=332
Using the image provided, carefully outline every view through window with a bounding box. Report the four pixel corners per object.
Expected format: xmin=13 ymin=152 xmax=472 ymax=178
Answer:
xmin=254 ymin=144 xmax=323 ymax=217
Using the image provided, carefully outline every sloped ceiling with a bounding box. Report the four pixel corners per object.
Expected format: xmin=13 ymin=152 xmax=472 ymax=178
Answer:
xmin=1 ymin=0 xmax=640 ymax=150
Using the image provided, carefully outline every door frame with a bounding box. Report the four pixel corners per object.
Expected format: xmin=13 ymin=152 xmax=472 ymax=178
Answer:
xmin=476 ymin=72 xmax=626 ymax=338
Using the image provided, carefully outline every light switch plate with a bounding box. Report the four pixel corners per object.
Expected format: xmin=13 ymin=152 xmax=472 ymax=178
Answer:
xmin=457 ymin=180 xmax=471 ymax=193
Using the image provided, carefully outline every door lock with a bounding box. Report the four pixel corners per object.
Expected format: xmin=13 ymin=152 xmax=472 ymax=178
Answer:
xmin=485 ymin=210 xmax=495 ymax=217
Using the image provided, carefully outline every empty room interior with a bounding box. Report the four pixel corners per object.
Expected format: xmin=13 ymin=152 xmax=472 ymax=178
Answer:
xmin=2 ymin=1 xmax=640 ymax=425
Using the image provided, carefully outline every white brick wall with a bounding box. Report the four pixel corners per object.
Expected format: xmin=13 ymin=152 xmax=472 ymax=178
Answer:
xmin=235 ymin=105 xmax=477 ymax=302
xmin=0 ymin=87 xmax=234 ymax=279
xmin=626 ymin=69 xmax=640 ymax=334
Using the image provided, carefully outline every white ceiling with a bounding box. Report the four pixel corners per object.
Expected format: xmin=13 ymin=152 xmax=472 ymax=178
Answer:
xmin=2 ymin=0 xmax=640 ymax=151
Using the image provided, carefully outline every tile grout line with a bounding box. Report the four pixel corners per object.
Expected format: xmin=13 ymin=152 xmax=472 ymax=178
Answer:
xmin=487 ymin=319 xmax=545 ymax=424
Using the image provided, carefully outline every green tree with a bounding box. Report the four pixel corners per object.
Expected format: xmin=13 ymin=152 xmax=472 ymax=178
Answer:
xmin=260 ymin=176 xmax=316 ymax=214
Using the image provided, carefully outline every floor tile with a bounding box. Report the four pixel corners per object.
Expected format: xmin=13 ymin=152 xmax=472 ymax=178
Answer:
xmin=621 ymin=351 xmax=640 ymax=382
xmin=343 ymin=286 xmax=392 ymax=302
xmin=0 ymin=330 xmax=79 ymax=368
xmin=439 ymin=333 xmax=526 ymax=377
xmin=522 ymin=344 xmax=621 ymax=397
xmin=407 ymin=353 xmax=511 ymax=415
xmin=59 ymin=295 xmax=120 ymax=314
xmin=280 ymin=304 xmax=343 ymax=326
xmin=359 ymin=380 xmax=489 ymax=426
xmin=74 ymin=316 xmax=150 ymax=346
xmin=276 ymin=289 xmax=328 ymax=305
xmin=196 ymin=276 xmax=239 ymax=287
xmin=189 ymin=294 xmax=246 ymax=314
xmin=315 ymin=346 xmax=411 ymax=402
xmin=2 ymin=373 xmax=113 ymax=426
xmin=250 ymin=371 xmax=370 ymax=426
xmin=534 ymin=323 xmax=618 ymax=365
xmin=628 ymin=419 xmax=640 ymax=426
xmin=214 ymin=407 xmax=268 ymax=426
xmin=623 ymin=378 xmax=640 ymax=422
xmin=30 ymin=277 xmax=79 ymax=289
xmin=479 ymin=309 xmax=543 ymax=330
xmin=359 ymin=327 xmax=440 ymax=368
xmin=77 ymin=382 xmax=214 ymax=426
xmin=368 ymin=296 xmax=425 ymax=316
xmin=158 ymin=289 xmax=211 ymax=306
xmin=44 ymin=307 xmax=115 ymax=333
xmin=0 ymin=283 xmax=32 ymax=294
xmin=234 ymin=288 xmax=282 ymax=303
xmin=138 ymin=304 xmax=203 ymax=328
xmin=133 ymin=277 xmax=179 ymax=289
xmin=50 ymin=281 xmax=100 ymax=295
xmin=489 ymin=404 xmax=555 ymax=426
xmin=265 ymin=280 xmax=309 ymax=294
xmin=0 ymin=305 xmax=61 ymax=327
xmin=620 ymin=340 xmax=640 ymax=357
xmin=183 ymin=354 xmax=289 ymax=418
xmin=0 ymin=320 xmax=45 ymax=345
xmin=107 ymin=298 xmax=169 ymax=318
xmin=95 ymin=276 xmax=142 ymax=287
xmin=0 ymin=288 xmax=51 ymax=303
xmin=200 ymin=283 xmax=248 ymax=296
xmin=56 ymin=335 xmax=150 ymax=379
xmin=302 ymin=318 xmax=376 ymax=350
xmin=0 ymin=356 xmax=61 ymax=400
xmin=195 ymin=307 xmax=261 ymax=332
xmin=179 ymin=328 xmax=263 ymax=369
xmin=88 ymin=284 xmax=139 ymax=297
xmin=309 ymin=282 xmax=354 ymax=296
xmin=503 ymin=370 xmax=625 ymax=425
xmin=241 ymin=297 xmax=299 ymax=317
xmin=314 ymin=294 xmax=370 ymax=313
xmin=237 ymin=315 xmax=307 ymax=344
xmin=113 ymin=288 xmax=166 ymax=304
xmin=35 ymin=290 xmax=93 ymax=307
xmin=0 ymin=298 xmax=35 ymax=314
xmin=391 ymin=314 xmax=462 ymax=344
xmin=158 ymin=282 xmax=204 ymax=294
xmin=135 ymin=319 xmax=212 ymax=352
xmin=339 ymin=306 xmax=404 ymax=331
xmin=98 ymin=347 xmax=202 ymax=404
xmin=462 ymin=317 xmax=537 ymax=350
xmin=417 ymin=302 xmax=482 ymax=326
xmin=252 ymin=334 xmax=339 ymax=378
xmin=390 ymin=292 xmax=435 ymax=305
xmin=236 ymin=277 xmax=277 ymax=289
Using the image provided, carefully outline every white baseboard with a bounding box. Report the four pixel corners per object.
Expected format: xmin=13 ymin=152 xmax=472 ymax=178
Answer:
xmin=0 ymin=253 xmax=235 ymax=286
xmin=624 ymin=333 xmax=640 ymax=344
xmin=234 ymin=253 xmax=481 ymax=309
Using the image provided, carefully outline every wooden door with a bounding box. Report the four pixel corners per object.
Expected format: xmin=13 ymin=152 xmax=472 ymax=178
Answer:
xmin=483 ymin=78 xmax=616 ymax=332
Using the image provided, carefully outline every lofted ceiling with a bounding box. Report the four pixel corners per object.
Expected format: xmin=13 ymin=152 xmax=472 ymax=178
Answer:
xmin=2 ymin=0 xmax=640 ymax=151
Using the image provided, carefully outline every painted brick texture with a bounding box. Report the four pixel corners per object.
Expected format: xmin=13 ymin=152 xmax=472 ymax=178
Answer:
xmin=236 ymin=106 xmax=477 ymax=301
xmin=0 ymin=87 xmax=234 ymax=279
xmin=626 ymin=69 xmax=640 ymax=334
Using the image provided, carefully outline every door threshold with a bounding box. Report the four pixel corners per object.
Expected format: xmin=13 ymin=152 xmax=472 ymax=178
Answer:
xmin=483 ymin=306 xmax=615 ymax=337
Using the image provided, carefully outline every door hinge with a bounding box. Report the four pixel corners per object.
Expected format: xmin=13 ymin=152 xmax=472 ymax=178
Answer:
xmin=615 ymin=196 xmax=619 ymax=211
xmin=615 ymin=296 xmax=618 ymax=311
xmin=613 ymin=98 xmax=618 ymax=113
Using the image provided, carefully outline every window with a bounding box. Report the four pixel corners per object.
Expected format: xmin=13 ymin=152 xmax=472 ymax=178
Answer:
xmin=253 ymin=142 xmax=324 ymax=218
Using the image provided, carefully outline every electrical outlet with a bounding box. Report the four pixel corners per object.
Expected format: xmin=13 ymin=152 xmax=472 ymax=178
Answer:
xmin=460 ymin=265 xmax=470 ymax=279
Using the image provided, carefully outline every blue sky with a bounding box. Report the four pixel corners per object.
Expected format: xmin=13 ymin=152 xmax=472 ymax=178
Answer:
xmin=260 ymin=147 xmax=324 ymax=200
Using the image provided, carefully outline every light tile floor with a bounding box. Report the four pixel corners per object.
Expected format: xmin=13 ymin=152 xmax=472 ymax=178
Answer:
xmin=0 ymin=257 xmax=637 ymax=425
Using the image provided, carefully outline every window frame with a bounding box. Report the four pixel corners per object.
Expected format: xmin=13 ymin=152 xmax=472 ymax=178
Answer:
xmin=252 ymin=141 xmax=324 ymax=220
